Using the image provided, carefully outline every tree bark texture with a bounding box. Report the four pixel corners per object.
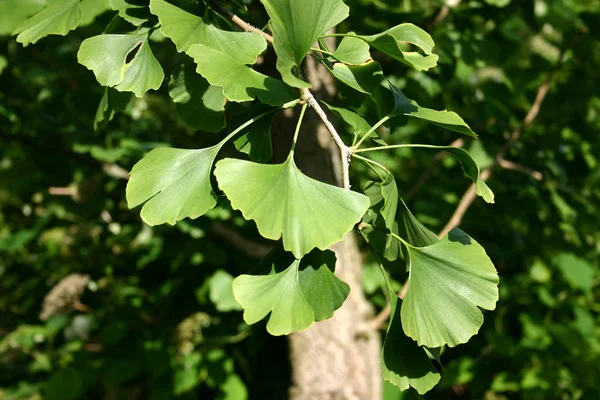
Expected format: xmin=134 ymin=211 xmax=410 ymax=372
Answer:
xmin=277 ymin=51 xmax=382 ymax=400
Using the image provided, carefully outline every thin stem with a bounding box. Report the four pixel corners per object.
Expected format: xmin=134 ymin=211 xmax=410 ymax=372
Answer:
xmin=352 ymin=153 xmax=391 ymax=175
xmin=310 ymin=47 xmax=335 ymax=57
xmin=320 ymin=33 xmax=353 ymax=38
xmin=290 ymin=103 xmax=308 ymax=154
xmin=390 ymin=231 xmax=411 ymax=248
xmin=301 ymin=88 xmax=351 ymax=190
xmin=352 ymin=115 xmax=391 ymax=150
xmin=353 ymin=143 xmax=446 ymax=154
xmin=220 ymin=100 xmax=300 ymax=146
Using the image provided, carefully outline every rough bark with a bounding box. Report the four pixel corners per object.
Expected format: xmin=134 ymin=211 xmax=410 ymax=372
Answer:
xmin=282 ymin=54 xmax=383 ymax=400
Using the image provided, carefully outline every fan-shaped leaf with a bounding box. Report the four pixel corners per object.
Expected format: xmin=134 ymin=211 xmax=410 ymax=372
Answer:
xmin=401 ymin=228 xmax=499 ymax=347
xmin=13 ymin=0 xmax=81 ymax=46
xmin=94 ymin=87 xmax=133 ymax=131
xmin=332 ymin=34 xmax=371 ymax=64
xmin=126 ymin=146 xmax=221 ymax=226
xmin=232 ymin=249 xmax=349 ymax=335
xmin=215 ymin=157 xmax=370 ymax=258
xmin=356 ymin=24 xmax=438 ymax=71
xmin=110 ymin=0 xmax=149 ymax=26
xmin=78 ymin=31 xmax=164 ymax=97
xmin=260 ymin=0 xmax=349 ymax=88
xmin=327 ymin=61 xmax=383 ymax=95
xmin=0 ymin=0 xmax=47 ymax=36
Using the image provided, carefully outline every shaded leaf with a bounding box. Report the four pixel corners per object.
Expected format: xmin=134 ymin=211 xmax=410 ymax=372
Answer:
xmin=260 ymin=0 xmax=349 ymax=87
xmin=168 ymin=64 xmax=227 ymax=132
xmin=215 ymin=156 xmax=370 ymax=258
xmin=79 ymin=0 xmax=112 ymax=26
xmin=397 ymin=198 xmax=439 ymax=247
xmin=110 ymin=0 xmax=149 ymax=26
xmin=323 ymin=103 xmax=386 ymax=145
xmin=356 ymin=24 xmax=439 ymax=71
xmin=13 ymin=0 xmax=81 ymax=46
xmin=553 ymin=253 xmax=596 ymax=297
xmin=0 ymin=0 xmax=47 ymax=36
xmin=383 ymin=296 xmax=441 ymax=394
xmin=327 ymin=60 xmax=384 ymax=95
xmin=78 ymin=31 xmax=164 ymax=97
xmin=208 ymin=270 xmax=242 ymax=312
xmin=94 ymin=86 xmax=133 ymax=131
xmin=401 ymin=228 xmax=499 ymax=347
xmin=232 ymin=109 xmax=274 ymax=163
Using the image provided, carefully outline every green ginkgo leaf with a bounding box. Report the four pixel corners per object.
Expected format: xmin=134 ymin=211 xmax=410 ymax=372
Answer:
xmin=126 ymin=146 xmax=221 ymax=226
xmin=260 ymin=0 xmax=349 ymax=88
xmin=215 ymin=157 xmax=370 ymax=258
xmin=13 ymin=0 xmax=81 ymax=46
xmin=332 ymin=34 xmax=371 ymax=65
xmin=327 ymin=60 xmax=384 ymax=95
xmin=232 ymin=249 xmax=349 ymax=335
xmin=94 ymin=86 xmax=132 ymax=131
xmin=168 ymin=64 xmax=227 ymax=132
xmin=79 ymin=0 xmax=112 ymax=27
xmin=397 ymin=198 xmax=439 ymax=248
xmin=0 ymin=0 xmax=47 ymax=36
xmin=383 ymin=296 xmax=441 ymax=394
xmin=110 ymin=0 xmax=150 ymax=26
xmin=231 ymin=106 xmax=275 ymax=163
xmin=383 ymin=83 xmax=477 ymax=138
xmin=401 ymin=228 xmax=499 ymax=347
xmin=78 ymin=31 xmax=164 ymax=97
xmin=323 ymin=103 xmax=386 ymax=145
xmin=356 ymin=24 xmax=439 ymax=71
xmin=151 ymin=0 xmax=294 ymax=106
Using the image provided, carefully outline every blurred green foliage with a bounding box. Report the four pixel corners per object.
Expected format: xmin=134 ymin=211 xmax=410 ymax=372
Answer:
xmin=1 ymin=0 xmax=599 ymax=399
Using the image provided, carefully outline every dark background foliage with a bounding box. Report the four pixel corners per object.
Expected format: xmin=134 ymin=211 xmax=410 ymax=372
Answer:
xmin=1 ymin=0 xmax=598 ymax=399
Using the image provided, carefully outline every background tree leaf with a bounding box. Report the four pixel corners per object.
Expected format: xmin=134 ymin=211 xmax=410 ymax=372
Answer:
xmin=260 ymin=0 xmax=349 ymax=88
xmin=94 ymin=86 xmax=133 ymax=131
xmin=215 ymin=157 xmax=370 ymax=258
xmin=401 ymin=228 xmax=499 ymax=347
xmin=13 ymin=0 xmax=81 ymax=46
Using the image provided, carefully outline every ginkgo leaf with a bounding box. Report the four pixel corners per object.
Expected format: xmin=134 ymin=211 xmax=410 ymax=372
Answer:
xmin=231 ymin=106 xmax=275 ymax=163
xmin=168 ymin=64 xmax=227 ymax=132
xmin=332 ymin=34 xmax=371 ymax=65
xmin=214 ymin=157 xmax=370 ymax=258
xmin=383 ymin=296 xmax=441 ymax=394
xmin=327 ymin=60 xmax=383 ymax=95
xmin=79 ymin=0 xmax=112 ymax=27
xmin=78 ymin=31 xmax=164 ymax=97
xmin=386 ymin=83 xmax=477 ymax=138
xmin=356 ymin=24 xmax=439 ymax=71
xmin=126 ymin=146 xmax=221 ymax=226
xmin=401 ymin=228 xmax=499 ymax=347
xmin=13 ymin=0 xmax=81 ymax=46
xmin=151 ymin=0 xmax=294 ymax=106
xmin=397 ymin=198 xmax=439 ymax=247
xmin=364 ymin=174 xmax=398 ymax=232
xmin=94 ymin=87 xmax=132 ymax=131
xmin=260 ymin=0 xmax=349 ymax=88
xmin=323 ymin=103 xmax=386 ymax=145
xmin=0 ymin=0 xmax=47 ymax=36
xmin=232 ymin=249 xmax=348 ymax=335
xmin=110 ymin=0 xmax=150 ymax=26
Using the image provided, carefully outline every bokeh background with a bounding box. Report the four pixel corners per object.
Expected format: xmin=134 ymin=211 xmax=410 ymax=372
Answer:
xmin=1 ymin=0 xmax=598 ymax=399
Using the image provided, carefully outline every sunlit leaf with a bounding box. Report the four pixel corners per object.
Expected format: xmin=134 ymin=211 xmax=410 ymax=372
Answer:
xmin=332 ymin=34 xmax=371 ymax=64
xmin=356 ymin=24 xmax=439 ymax=71
xmin=0 ymin=0 xmax=47 ymax=36
xmin=78 ymin=31 xmax=164 ymax=97
xmin=401 ymin=228 xmax=499 ymax=347
xmin=397 ymin=198 xmax=439 ymax=247
xmin=110 ymin=0 xmax=149 ymax=26
xmin=168 ymin=64 xmax=227 ymax=132
xmin=260 ymin=0 xmax=349 ymax=87
xmin=126 ymin=146 xmax=221 ymax=226
xmin=232 ymin=249 xmax=349 ymax=335
xmin=215 ymin=156 xmax=370 ymax=258
xmin=79 ymin=0 xmax=112 ymax=26
xmin=553 ymin=253 xmax=596 ymax=297
xmin=13 ymin=0 xmax=81 ymax=46
xmin=151 ymin=0 xmax=294 ymax=106
xmin=208 ymin=270 xmax=243 ymax=312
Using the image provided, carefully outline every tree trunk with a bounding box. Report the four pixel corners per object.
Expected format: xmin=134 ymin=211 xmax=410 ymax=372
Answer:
xmin=281 ymin=51 xmax=382 ymax=400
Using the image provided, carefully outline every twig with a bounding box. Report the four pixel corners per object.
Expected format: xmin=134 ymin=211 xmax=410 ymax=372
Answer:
xmin=369 ymin=303 xmax=391 ymax=330
xmin=439 ymin=43 xmax=571 ymax=237
xmin=210 ymin=223 xmax=274 ymax=259
xmin=497 ymin=158 xmax=543 ymax=181
xmin=302 ymin=88 xmax=352 ymax=189
xmin=210 ymin=0 xmax=351 ymax=190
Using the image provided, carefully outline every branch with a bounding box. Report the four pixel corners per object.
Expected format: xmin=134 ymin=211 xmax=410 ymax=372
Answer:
xmin=210 ymin=0 xmax=351 ymax=189
xmin=439 ymin=43 xmax=571 ymax=237
xmin=209 ymin=223 xmax=274 ymax=259
xmin=497 ymin=158 xmax=543 ymax=181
